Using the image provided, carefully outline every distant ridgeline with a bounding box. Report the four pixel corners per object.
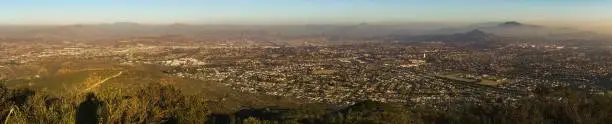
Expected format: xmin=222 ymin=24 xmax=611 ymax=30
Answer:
xmin=0 ymin=21 xmax=600 ymax=44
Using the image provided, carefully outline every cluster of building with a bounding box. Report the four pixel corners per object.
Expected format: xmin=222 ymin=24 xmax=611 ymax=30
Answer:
xmin=2 ymin=39 xmax=611 ymax=108
xmin=158 ymin=44 xmax=611 ymax=106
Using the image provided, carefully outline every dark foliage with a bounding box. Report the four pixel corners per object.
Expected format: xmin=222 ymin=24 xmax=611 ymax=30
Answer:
xmin=0 ymin=83 xmax=609 ymax=124
xmin=209 ymin=89 xmax=612 ymax=124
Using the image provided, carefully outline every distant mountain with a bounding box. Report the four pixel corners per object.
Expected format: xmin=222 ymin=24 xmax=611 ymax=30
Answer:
xmin=469 ymin=21 xmax=539 ymax=28
xmin=0 ymin=21 xmax=601 ymax=42
xmin=396 ymin=29 xmax=496 ymax=43
xmin=448 ymin=29 xmax=496 ymax=42
xmin=498 ymin=21 xmax=524 ymax=27
xmin=111 ymin=22 xmax=141 ymax=26
xmin=463 ymin=29 xmax=490 ymax=38
xmin=431 ymin=21 xmax=597 ymax=38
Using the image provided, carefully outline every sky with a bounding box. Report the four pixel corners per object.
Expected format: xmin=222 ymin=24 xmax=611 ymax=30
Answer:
xmin=0 ymin=0 xmax=611 ymax=25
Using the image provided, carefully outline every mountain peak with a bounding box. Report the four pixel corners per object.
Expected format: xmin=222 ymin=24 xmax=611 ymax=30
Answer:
xmin=498 ymin=21 xmax=523 ymax=27
xmin=451 ymin=29 xmax=494 ymax=41
xmin=466 ymin=29 xmax=487 ymax=36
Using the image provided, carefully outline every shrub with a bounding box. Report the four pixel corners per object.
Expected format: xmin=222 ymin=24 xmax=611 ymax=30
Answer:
xmin=0 ymin=83 xmax=210 ymax=123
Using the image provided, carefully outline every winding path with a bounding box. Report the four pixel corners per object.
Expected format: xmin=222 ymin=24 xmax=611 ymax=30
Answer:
xmin=85 ymin=71 xmax=123 ymax=91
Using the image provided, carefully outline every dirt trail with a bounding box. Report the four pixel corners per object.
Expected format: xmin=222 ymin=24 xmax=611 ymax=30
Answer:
xmin=85 ymin=71 xmax=123 ymax=91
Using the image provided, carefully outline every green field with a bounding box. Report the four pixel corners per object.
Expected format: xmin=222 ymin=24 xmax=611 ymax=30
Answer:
xmin=434 ymin=73 xmax=503 ymax=86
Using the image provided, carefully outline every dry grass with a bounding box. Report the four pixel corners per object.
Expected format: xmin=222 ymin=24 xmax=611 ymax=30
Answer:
xmin=0 ymin=83 xmax=210 ymax=124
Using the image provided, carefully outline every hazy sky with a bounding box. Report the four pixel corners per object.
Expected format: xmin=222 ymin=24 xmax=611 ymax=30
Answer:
xmin=1 ymin=0 xmax=611 ymax=25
